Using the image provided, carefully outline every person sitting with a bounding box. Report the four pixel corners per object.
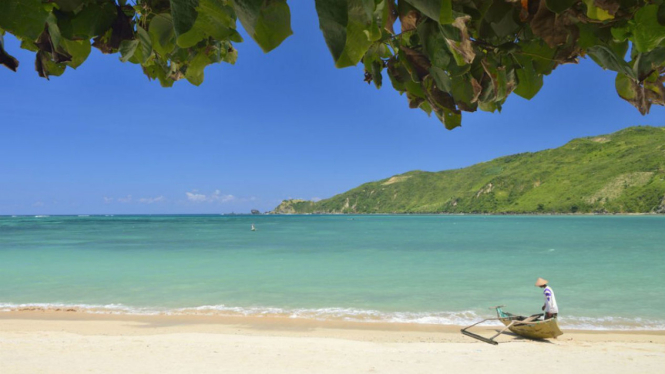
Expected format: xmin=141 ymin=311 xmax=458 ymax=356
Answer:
xmin=535 ymin=277 xmax=558 ymax=319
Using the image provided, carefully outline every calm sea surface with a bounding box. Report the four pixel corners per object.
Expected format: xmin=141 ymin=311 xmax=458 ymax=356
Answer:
xmin=1 ymin=215 xmax=663 ymax=329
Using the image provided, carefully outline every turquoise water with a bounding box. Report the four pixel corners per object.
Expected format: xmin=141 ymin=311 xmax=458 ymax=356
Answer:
xmin=1 ymin=215 xmax=663 ymax=329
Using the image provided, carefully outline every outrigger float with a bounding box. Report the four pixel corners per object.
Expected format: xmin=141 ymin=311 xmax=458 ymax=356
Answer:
xmin=461 ymin=306 xmax=563 ymax=345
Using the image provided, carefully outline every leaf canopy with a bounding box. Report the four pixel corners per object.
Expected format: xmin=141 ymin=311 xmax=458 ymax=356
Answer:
xmin=1 ymin=0 xmax=664 ymax=128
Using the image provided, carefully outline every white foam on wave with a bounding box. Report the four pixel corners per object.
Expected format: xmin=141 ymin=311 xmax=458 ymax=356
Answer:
xmin=0 ymin=302 xmax=161 ymax=315
xmin=172 ymin=305 xmax=500 ymax=326
xmin=34 ymin=215 xmax=49 ymax=218
xmin=2 ymin=302 xmax=663 ymax=330
xmin=558 ymin=315 xmax=665 ymax=331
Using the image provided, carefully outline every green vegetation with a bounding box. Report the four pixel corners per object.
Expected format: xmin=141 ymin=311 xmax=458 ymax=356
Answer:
xmin=1 ymin=1 xmax=665 ymax=128
xmin=273 ymin=126 xmax=665 ymax=214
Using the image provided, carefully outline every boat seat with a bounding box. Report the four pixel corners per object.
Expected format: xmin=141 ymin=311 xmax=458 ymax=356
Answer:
xmin=516 ymin=315 xmax=539 ymax=324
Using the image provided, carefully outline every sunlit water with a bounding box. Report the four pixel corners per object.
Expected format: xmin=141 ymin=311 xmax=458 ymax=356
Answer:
xmin=1 ymin=215 xmax=663 ymax=330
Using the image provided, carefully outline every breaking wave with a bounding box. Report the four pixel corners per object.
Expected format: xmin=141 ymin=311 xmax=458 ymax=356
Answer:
xmin=2 ymin=302 xmax=664 ymax=330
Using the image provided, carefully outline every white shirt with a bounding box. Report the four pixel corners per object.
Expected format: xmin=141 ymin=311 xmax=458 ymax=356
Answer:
xmin=543 ymin=286 xmax=558 ymax=314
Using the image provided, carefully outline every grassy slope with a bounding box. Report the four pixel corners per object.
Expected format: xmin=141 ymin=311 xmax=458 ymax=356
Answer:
xmin=273 ymin=126 xmax=665 ymax=214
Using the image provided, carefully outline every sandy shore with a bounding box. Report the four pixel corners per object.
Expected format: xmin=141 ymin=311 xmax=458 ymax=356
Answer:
xmin=1 ymin=311 xmax=664 ymax=374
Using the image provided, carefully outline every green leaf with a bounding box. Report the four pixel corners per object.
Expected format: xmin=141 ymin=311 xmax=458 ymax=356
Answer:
xmin=631 ymin=5 xmax=665 ymax=53
xmin=441 ymin=107 xmax=461 ymax=129
xmin=582 ymin=0 xmax=614 ymax=21
xmin=175 ymin=28 xmax=205 ymax=48
xmin=143 ymin=62 xmax=175 ymax=87
xmin=60 ymin=38 xmax=91 ymax=68
xmin=587 ymin=45 xmax=636 ymax=79
xmin=483 ymin=62 xmax=510 ymax=102
xmin=54 ymin=0 xmax=86 ymax=13
xmin=119 ymin=39 xmax=139 ymax=62
xmin=0 ymin=33 xmax=19 ymax=72
xmin=444 ymin=17 xmax=475 ymax=66
xmin=418 ymin=20 xmax=451 ymax=70
xmin=478 ymin=100 xmax=499 ymax=113
xmin=450 ymin=74 xmax=477 ymax=110
xmin=58 ymin=1 xmax=117 ymax=40
xmin=578 ymin=23 xmax=601 ymax=50
xmin=36 ymin=51 xmax=66 ymax=78
xmin=363 ymin=43 xmax=386 ymax=88
xmin=370 ymin=60 xmax=383 ymax=88
xmin=633 ymin=48 xmax=665 ymax=80
xmin=404 ymin=0 xmax=453 ymax=25
xmin=46 ymin=14 xmax=62 ymax=49
xmin=222 ymin=45 xmax=238 ymax=64
xmin=137 ymin=26 xmax=152 ymax=63
xmin=171 ymin=0 xmax=200 ymax=38
xmin=185 ymin=51 xmax=210 ymax=85
xmin=201 ymin=0 xmax=237 ymax=29
xmin=0 ymin=0 xmax=50 ymax=41
xmin=515 ymin=40 xmax=556 ymax=75
xmin=149 ymin=14 xmax=176 ymax=56
xmin=514 ymin=61 xmax=543 ymax=100
xmin=315 ymin=0 xmax=376 ymax=68
xmin=615 ymin=73 xmax=637 ymax=100
xmin=233 ymin=0 xmax=292 ymax=52
xmin=489 ymin=9 xmax=519 ymax=38
xmin=177 ymin=0 xmax=242 ymax=48
xmin=429 ymin=66 xmax=452 ymax=92
xmin=405 ymin=79 xmax=426 ymax=99
xmin=545 ymin=0 xmax=576 ymax=14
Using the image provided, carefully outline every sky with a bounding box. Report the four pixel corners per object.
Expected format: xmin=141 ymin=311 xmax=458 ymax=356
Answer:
xmin=1 ymin=2 xmax=663 ymax=215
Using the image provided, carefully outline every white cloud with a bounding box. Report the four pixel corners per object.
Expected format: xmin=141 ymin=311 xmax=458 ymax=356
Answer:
xmin=103 ymin=195 xmax=165 ymax=204
xmin=117 ymin=195 xmax=132 ymax=203
xmin=186 ymin=190 xmax=238 ymax=203
xmin=212 ymin=190 xmax=236 ymax=203
xmin=311 ymin=197 xmax=322 ymax=202
xmin=138 ymin=196 xmax=165 ymax=204
xmin=32 ymin=201 xmax=44 ymax=207
xmin=186 ymin=192 xmax=208 ymax=202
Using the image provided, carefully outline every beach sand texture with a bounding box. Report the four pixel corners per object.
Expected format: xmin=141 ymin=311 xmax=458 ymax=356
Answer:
xmin=1 ymin=312 xmax=663 ymax=374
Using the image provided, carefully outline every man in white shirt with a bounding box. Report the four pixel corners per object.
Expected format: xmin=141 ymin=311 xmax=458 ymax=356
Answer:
xmin=535 ymin=277 xmax=558 ymax=319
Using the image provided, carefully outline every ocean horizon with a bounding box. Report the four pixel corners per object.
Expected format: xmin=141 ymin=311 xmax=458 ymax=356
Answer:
xmin=1 ymin=214 xmax=663 ymax=330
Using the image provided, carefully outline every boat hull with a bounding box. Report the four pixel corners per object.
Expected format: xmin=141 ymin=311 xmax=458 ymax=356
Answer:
xmin=496 ymin=308 xmax=563 ymax=340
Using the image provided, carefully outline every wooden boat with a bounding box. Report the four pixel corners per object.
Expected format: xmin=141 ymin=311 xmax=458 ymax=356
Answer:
xmin=461 ymin=306 xmax=563 ymax=345
xmin=495 ymin=306 xmax=563 ymax=340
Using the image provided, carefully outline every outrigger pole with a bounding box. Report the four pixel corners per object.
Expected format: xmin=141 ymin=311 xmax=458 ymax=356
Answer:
xmin=460 ymin=318 xmax=518 ymax=345
xmin=460 ymin=306 xmax=540 ymax=345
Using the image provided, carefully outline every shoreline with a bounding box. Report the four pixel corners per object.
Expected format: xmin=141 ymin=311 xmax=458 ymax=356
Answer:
xmin=3 ymin=309 xmax=665 ymax=336
xmin=2 ymin=305 xmax=663 ymax=331
xmin=266 ymin=212 xmax=665 ymax=216
xmin=5 ymin=310 xmax=665 ymax=345
xmin=2 ymin=311 xmax=664 ymax=373
xmin=3 ymin=212 xmax=664 ymax=216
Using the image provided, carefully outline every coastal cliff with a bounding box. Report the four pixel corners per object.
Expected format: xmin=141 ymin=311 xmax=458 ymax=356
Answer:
xmin=272 ymin=126 xmax=665 ymax=214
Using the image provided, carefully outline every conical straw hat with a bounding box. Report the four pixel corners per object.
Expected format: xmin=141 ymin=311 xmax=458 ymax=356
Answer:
xmin=535 ymin=277 xmax=548 ymax=287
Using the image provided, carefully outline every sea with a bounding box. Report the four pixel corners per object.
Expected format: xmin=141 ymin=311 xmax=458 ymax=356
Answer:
xmin=1 ymin=214 xmax=663 ymax=330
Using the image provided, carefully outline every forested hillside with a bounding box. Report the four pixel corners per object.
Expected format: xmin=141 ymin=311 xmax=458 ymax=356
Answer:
xmin=273 ymin=126 xmax=665 ymax=214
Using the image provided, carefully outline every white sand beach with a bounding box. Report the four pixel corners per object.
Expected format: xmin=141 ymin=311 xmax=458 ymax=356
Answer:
xmin=1 ymin=311 xmax=664 ymax=374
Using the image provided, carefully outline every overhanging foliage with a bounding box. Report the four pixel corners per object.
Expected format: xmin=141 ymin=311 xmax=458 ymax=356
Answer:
xmin=1 ymin=0 xmax=664 ymax=129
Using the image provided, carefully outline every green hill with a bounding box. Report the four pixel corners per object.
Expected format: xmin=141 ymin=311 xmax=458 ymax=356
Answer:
xmin=273 ymin=126 xmax=665 ymax=214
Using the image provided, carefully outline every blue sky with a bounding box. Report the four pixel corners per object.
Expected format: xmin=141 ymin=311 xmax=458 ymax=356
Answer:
xmin=1 ymin=2 xmax=663 ymax=215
